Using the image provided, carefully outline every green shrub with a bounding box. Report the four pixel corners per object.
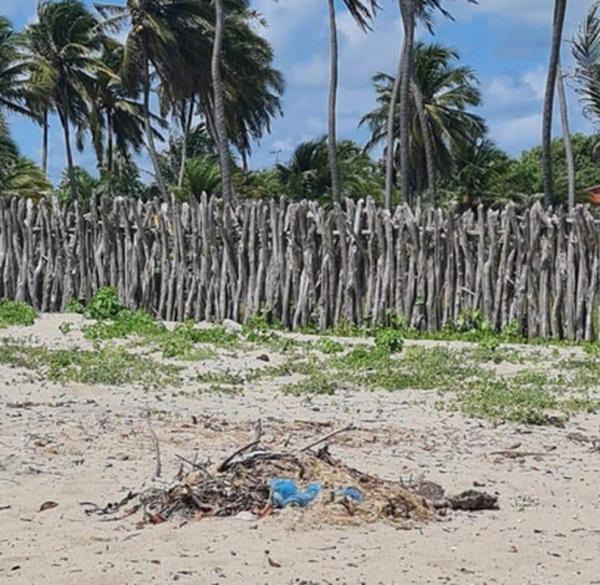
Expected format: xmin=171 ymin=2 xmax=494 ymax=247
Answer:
xmin=65 ymin=298 xmax=85 ymax=314
xmin=0 ymin=300 xmax=37 ymax=328
xmin=83 ymin=309 xmax=164 ymax=341
xmin=86 ymin=287 xmax=125 ymax=320
xmin=316 ymin=337 xmax=344 ymax=354
xmin=374 ymin=329 xmax=404 ymax=353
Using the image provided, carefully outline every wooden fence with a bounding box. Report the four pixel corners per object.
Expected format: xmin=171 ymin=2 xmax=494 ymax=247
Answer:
xmin=0 ymin=195 xmax=599 ymax=340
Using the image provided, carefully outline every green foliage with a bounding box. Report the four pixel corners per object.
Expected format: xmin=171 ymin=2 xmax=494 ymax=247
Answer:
xmin=374 ymin=328 xmax=404 ymax=353
xmin=56 ymin=167 xmax=100 ymax=202
xmin=58 ymin=322 xmax=72 ymax=335
xmin=316 ymin=337 xmax=344 ymax=354
xmin=282 ymin=372 xmax=337 ymax=396
xmin=176 ymin=156 xmax=221 ymax=199
xmin=85 ymin=287 xmax=125 ymax=320
xmin=158 ymin=322 xmax=230 ymax=359
xmin=83 ymin=309 xmax=163 ymax=341
xmin=0 ymin=114 xmax=50 ymax=199
xmin=82 ymin=289 xmax=235 ymax=360
xmin=277 ymin=137 xmax=383 ymax=202
xmin=95 ymin=157 xmax=147 ymax=200
xmin=65 ymin=298 xmax=85 ymax=314
xmin=0 ymin=342 xmax=181 ymax=388
xmin=238 ymin=168 xmax=283 ymax=199
xmin=488 ymin=134 xmax=600 ymax=206
xmin=457 ymin=377 xmax=560 ymax=425
xmin=361 ymin=42 xmax=485 ymax=199
xmin=452 ymin=309 xmax=489 ymax=333
xmin=0 ymin=299 xmax=37 ymax=328
xmin=196 ymin=370 xmax=245 ymax=385
xmin=332 ymin=344 xmax=478 ymax=392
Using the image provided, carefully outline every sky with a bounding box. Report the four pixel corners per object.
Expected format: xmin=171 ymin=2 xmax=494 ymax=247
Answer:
xmin=3 ymin=0 xmax=597 ymax=183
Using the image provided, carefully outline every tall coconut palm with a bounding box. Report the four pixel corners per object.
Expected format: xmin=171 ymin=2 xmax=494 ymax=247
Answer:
xmin=0 ymin=17 xmax=43 ymax=168
xmin=211 ymin=0 xmax=233 ymax=201
xmin=556 ymin=64 xmax=576 ymax=211
xmin=542 ymin=0 xmax=568 ymax=205
xmin=363 ymin=42 xmax=485 ymax=198
xmin=96 ymin=0 xmax=210 ymax=200
xmin=202 ymin=4 xmax=283 ymax=173
xmin=156 ymin=1 xmax=282 ymax=194
xmin=384 ymin=0 xmax=476 ymax=208
xmin=89 ymin=37 xmax=166 ymax=174
xmin=24 ymin=1 xmax=103 ymax=200
xmin=0 ymin=17 xmax=34 ymax=118
xmin=326 ymin=0 xmax=377 ymax=202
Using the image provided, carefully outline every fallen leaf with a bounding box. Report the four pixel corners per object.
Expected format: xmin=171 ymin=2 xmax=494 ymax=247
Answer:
xmin=39 ymin=501 xmax=59 ymax=512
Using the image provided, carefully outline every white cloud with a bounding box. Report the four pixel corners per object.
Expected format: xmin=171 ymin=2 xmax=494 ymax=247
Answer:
xmin=484 ymin=66 xmax=547 ymax=112
xmin=453 ymin=0 xmax=589 ymax=29
xmin=490 ymin=112 xmax=542 ymax=150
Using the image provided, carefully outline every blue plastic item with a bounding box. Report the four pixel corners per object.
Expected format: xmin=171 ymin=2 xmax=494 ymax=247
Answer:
xmin=337 ymin=486 xmax=364 ymax=502
xmin=269 ymin=478 xmax=322 ymax=508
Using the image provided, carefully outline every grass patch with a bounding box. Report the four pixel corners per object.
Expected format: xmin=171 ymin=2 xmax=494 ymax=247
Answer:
xmin=204 ymin=384 xmax=243 ymax=395
xmin=455 ymin=369 xmax=599 ymax=426
xmin=0 ymin=300 xmax=37 ymax=328
xmin=81 ymin=291 xmax=235 ymax=361
xmin=282 ymin=372 xmax=337 ymax=396
xmin=316 ymin=337 xmax=344 ymax=354
xmin=331 ymin=345 xmax=481 ymax=391
xmin=0 ymin=342 xmax=181 ymax=388
xmin=196 ymin=371 xmax=245 ymax=385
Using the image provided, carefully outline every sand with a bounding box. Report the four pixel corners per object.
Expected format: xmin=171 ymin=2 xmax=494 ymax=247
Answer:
xmin=0 ymin=314 xmax=599 ymax=585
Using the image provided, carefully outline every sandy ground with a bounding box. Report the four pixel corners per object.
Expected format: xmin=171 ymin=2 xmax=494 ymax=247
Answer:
xmin=0 ymin=314 xmax=599 ymax=585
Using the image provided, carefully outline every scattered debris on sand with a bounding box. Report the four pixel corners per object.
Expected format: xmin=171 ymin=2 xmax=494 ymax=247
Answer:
xmin=82 ymin=423 xmax=498 ymax=527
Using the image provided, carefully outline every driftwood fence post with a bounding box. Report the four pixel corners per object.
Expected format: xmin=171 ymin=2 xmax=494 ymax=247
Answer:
xmin=0 ymin=195 xmax=598 ymax=340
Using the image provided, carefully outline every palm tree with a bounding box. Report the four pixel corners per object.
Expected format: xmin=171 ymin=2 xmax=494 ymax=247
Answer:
xmin=0 ymin=113 xmax=51 ymax=199
xmin=556 ymin=64 xmax=576 ymax=210
xmin=362 ymin=43 xmax=485 ymax=199
xmin=573 ymin=4 xmax=600 ymax=120
xmin=0 ymin=17 xmax=43 ymax=168
xmin=384 ymin=0 xmax=476 ymax=208
xmin=277 ymin=136 xmax=382 ymax=202
xmin=542 ymin=0 xmax=568 ymax=205
xmin=89 ymin=37 xmax=165 ymax=174
xmin=0 ymin=17 xmax=34 ymax=118
xmin=96 ymin=0 xmax=210 ymax=200
xmin=24 ymin=1 xmax=103 ymax=200
xmin=212 ymin=0 xmax=233 ymax=201
xmin=202 ymin=4 xmax=283 ymax=173
xmin=326 ymin=0 xmax=377 ymax=202
xmin=180 ymin=155 xmax=221 ymax=198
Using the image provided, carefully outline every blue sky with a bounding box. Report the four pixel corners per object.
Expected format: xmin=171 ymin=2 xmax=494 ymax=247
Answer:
xmin=3 ymin=0 xmax=596 ymax=183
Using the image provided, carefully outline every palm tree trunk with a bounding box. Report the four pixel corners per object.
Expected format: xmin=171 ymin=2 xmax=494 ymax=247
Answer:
xmin=411 ymin=79 xmax=437 ymax=206
xmin=398 ymin=0 xmax=416 ymax=205
xmin=212 ymin=0 xmax=233 ymax=202
xmin=542 ymin=0 xmax=568 ymax=205
xmin=41 ymin=109 xmax=48 ymax=175
xmin=57 ymin=100 xmax=76 ymax=201
xmin=107 ymin=110 xmax=114 ymax=174
xmin=178 ymin=94 xmax=195 ymax=189
xmin=141 ymin=50 xmax=168 ymax=200
xmin=557 ymin=65 xmax=576 ymax=211
xmin=385 ymin=0 xmax=415 ymax=209
xmin=327 ymin=0 xmax=341 ymax=202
